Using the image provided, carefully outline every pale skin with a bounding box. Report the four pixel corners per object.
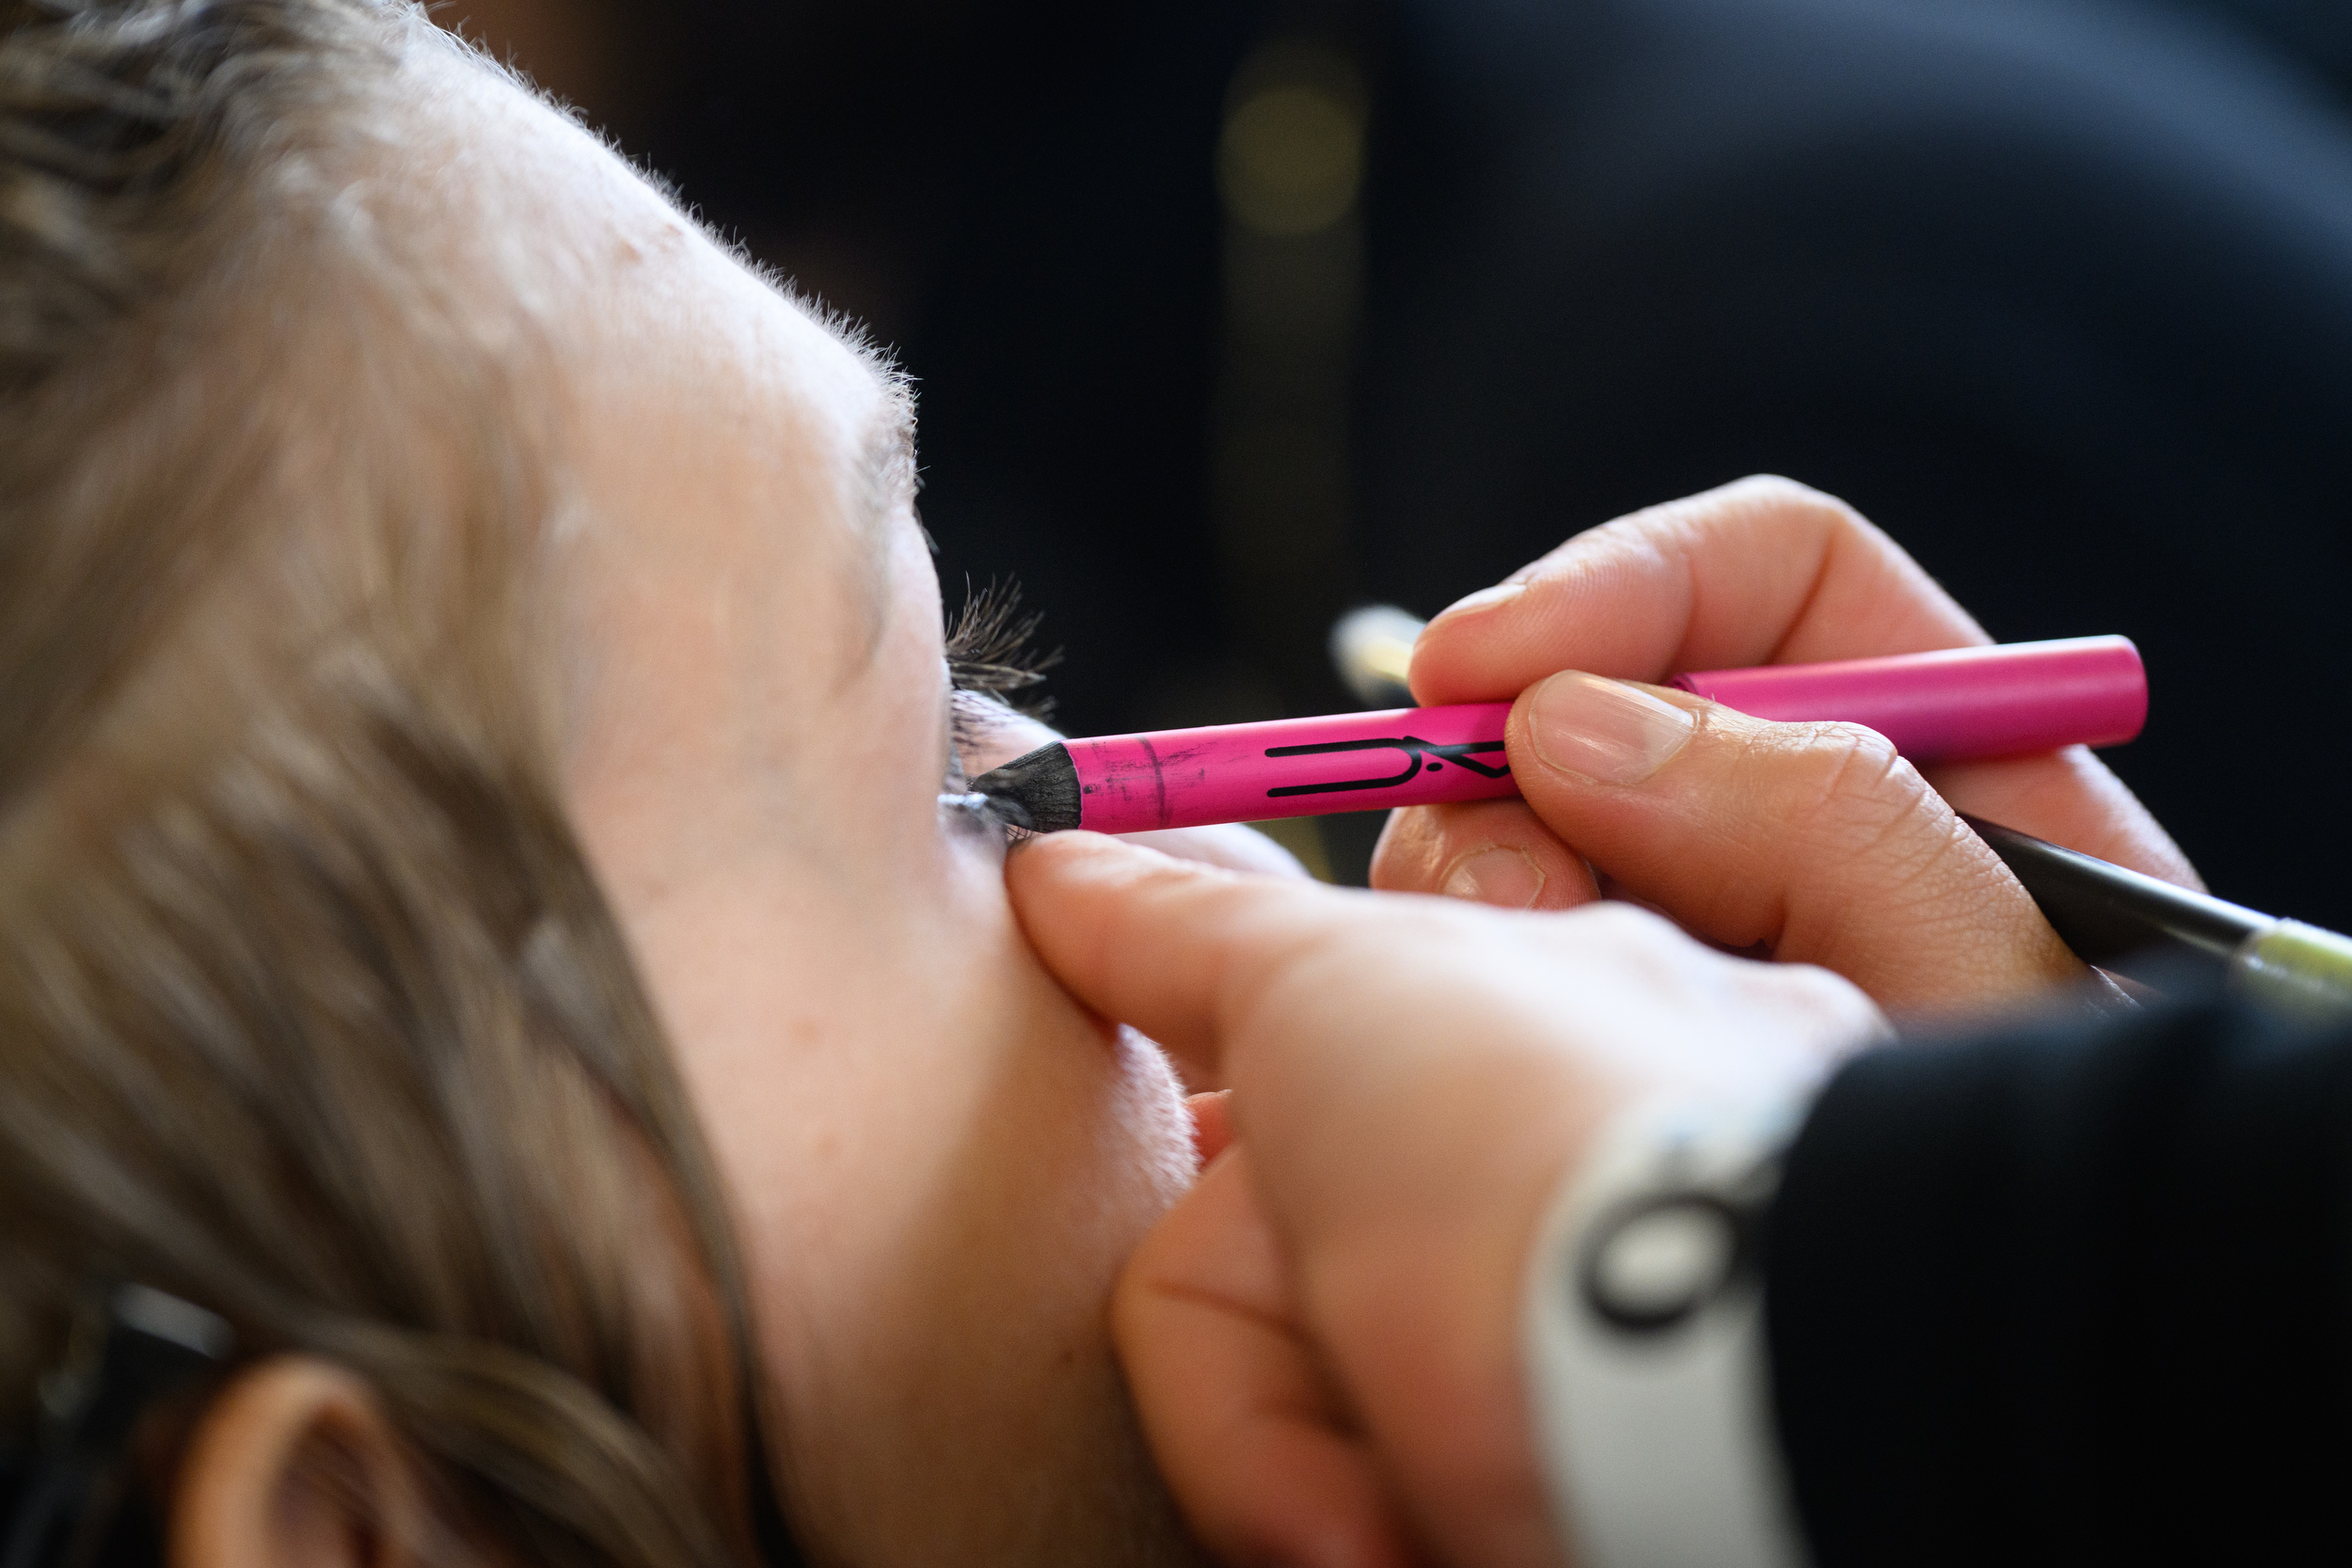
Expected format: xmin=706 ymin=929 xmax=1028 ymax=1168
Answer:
xmin=155 ymin=40 xmax=2191 ymax=1568
xmin=170 ymin=35 xmax=1224 ymax=1568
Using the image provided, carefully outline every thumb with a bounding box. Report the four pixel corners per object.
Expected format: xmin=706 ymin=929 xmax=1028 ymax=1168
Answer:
xmin=1509 ymin=671 xmax=2081 ymax=1009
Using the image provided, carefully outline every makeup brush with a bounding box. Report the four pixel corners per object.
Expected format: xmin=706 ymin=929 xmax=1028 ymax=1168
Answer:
xmin=1961 ymin=816 xmax=2352 ymax=1017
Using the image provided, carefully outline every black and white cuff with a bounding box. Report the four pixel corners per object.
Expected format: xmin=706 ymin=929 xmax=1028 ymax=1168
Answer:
xmin=1522 ymin=1095 xmax=1816 ymax=1568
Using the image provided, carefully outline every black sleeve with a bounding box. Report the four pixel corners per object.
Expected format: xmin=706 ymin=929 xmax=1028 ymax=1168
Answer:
xmin=1764 ymin=995 xmax=2352 ymax=1566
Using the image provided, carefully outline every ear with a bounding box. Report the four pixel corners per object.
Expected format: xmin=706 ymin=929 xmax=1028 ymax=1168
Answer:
xmin=170 ymin=1355 xmax=439 ymax=1568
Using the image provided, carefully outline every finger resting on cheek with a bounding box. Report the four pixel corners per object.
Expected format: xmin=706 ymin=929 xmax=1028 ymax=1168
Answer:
xmin=1006 ymin=831 xmax=1346 ymax=1082
xmin=1009 ymin=826 xmax=1193 ymax=894
xmin=1371 ymin=801 xmax=1598 ymax=911
xmin=1005 ymin=833 xmax=1232 ymax=1068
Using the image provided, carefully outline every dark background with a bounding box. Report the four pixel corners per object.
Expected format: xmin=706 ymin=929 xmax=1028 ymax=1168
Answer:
xmin=449 ymin=0 xmax=2352 ymax=923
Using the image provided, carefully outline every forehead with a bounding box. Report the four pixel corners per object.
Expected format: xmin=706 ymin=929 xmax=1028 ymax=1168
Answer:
xmin=421 ymin=47 xmax=929 ymax=703
xmin=425 ymin=50 xmax=905 ymax=499
xmin=415 ymin=40 xmax=900 ymax=442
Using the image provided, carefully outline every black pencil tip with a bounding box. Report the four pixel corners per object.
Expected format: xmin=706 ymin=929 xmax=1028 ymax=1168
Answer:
xmin=971 ymin=741 xmax=1082 ymax=832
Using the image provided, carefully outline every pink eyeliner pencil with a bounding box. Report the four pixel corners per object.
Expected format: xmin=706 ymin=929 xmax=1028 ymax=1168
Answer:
xmin=968 ymin=636 xmax=2147 ymax=835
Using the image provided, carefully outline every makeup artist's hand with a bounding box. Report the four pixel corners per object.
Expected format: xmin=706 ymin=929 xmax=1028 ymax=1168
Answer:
xmin=1008 ymin=831 xmax=1883 ymax=1568
xmin=1375 ymin=475 xmax=2199 ymax=1011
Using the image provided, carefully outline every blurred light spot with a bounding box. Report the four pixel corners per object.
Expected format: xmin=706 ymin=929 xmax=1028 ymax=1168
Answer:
xmin=1218 ymin=85 xmax=1364 ymax=237
xmin=1329 ymin=605 xmax=1424 ymax=707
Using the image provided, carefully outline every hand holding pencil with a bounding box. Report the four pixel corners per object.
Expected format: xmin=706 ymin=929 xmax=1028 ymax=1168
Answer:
xmin=1368 ymin=476 xmax=2201 ymax=1011
xmin=1006 ymin=482 xmax=2345 ymax=1568
xmin=997 ymin=479 xmax=2208 ymax=1568
xmin=977 ymin=476 xmax=2204 ymax=1010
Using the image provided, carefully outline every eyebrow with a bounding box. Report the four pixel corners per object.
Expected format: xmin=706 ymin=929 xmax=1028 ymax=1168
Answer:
xmin=850 ymin=380 xmax=919 ymax=539
xmin=834 ymin=372 xmax=918 ymax=676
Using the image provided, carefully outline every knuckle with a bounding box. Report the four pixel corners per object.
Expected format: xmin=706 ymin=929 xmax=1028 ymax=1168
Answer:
xmin=1713 ymin=475 xmax=1905 ymax=565
xmin=1756 ymin=721 xmax=1960 ymax=876
xmin=1537 ymin=509 xmax=1678 ymax=590
xmin=1725 ymin=472 xmax=1830 ymax=509
xmin=1548 ymin=899 xmax=1696 ymax=978
xmin=1569 ymin=897 xmax=1681 ymax=946
xmin=1769 ymin=959 xmax=1889 ymax=1037
xmin=1722 ymin=473 xmax=1866 ymax=533
xmin=1756 ymin=723 xmax=1982 ymax=916
xmin=1603 ymin=477 xmax=1887 ymax=592
xmin=1769 ymin=721 xmax=1920 ymax=827
xmin=1581 ymin=477 xmax=1891 ymax=574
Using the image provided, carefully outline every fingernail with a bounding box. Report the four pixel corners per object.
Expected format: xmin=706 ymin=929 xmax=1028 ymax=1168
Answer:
xmin=1431 ymin=580 xmax=1526 ymax=622
xmin=1439 ymin=846 xmax=1548 ymax=909
xmin=1528 ymin=671 xmax=1694 ymax=784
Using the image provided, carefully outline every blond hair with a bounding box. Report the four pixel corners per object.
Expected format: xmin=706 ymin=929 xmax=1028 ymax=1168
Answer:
xmin=0 ymin=4 xmax=789 ymax=1562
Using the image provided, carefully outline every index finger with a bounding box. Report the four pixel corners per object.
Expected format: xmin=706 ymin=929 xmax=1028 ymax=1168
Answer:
xmin=1409 ymin=474 xmax=1986 ymax=705
xmin=1404 ymin=475 xmax=2200 ymax=886
xmin=1005 ymin=831 xmax=1355 ymax=1090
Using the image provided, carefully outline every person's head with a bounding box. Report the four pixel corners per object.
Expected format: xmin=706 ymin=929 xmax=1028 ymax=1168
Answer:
xmin=0 ymin=4 xmax=1207 ymax=1563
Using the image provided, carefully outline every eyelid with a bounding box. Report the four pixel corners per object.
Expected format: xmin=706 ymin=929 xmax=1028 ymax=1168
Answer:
xmin=937 ymin=693 xmax=1025 ymax=837
xmin=940 ymin=689 xmax=973 ymax=792
xmin=940 ymin=579 xmax=1054 ymax=836
xmin=947 ymin=687 xmax=1025 ymax=761
xmin=941 ymin=685 xmax=1030 ymax=789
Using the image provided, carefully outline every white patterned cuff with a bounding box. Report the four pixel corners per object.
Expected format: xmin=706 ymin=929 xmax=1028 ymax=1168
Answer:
xmin=1522 ymin=1095 xmax=1816 ymax=1568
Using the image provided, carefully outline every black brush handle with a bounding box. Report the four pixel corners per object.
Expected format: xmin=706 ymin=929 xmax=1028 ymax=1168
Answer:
xmin=1961 ymin=815 xmax=2267 ymax=984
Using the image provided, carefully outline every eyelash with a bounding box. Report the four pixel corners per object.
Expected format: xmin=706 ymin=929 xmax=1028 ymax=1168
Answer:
xmin=945 ymin=578 xmax=1058 ymax=755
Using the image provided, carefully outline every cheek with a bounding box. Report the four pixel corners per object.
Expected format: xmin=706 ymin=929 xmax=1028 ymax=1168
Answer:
xmin=639 ymin=522 xmax=1201 ymax=1543
xmin=729 ymin=859 xmax=1194 ymax=1311
xmin=721 ymin=894 xmax=1198 ymax=1553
